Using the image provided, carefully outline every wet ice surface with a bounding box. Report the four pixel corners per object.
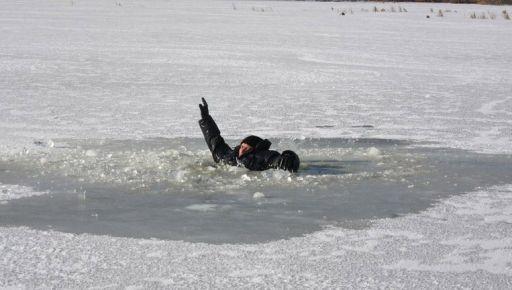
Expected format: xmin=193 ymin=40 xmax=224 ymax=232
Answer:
xmin=1 ymin=138 xmax=510 ymax=243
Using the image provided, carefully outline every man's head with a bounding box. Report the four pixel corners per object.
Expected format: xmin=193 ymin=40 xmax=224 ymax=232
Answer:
xmin=238 ymin=135 xmax=263 ymax=157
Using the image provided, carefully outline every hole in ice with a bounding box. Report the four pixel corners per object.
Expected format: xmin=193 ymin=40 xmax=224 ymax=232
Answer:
xmin=0 ymin=137 xmax=511 ymax=244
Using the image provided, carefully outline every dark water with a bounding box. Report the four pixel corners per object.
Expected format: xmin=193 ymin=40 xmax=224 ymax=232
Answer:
xmin=0 ymin=138 xmax=511 ymax=244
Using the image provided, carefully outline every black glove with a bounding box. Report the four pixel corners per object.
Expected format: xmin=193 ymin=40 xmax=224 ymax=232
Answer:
xmin=278 ymin=150 xmax=300 ymax=172
xmin=199 ymin=97 xmax=209 ymax=119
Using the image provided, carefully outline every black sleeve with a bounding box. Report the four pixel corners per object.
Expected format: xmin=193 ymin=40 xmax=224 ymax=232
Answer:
xmin=269 ymin=150 xmax=300 ymax=172
xmin=243 ymin=150 xmax=282 ymax=171
xmin=266 ymin=151 xmax=283 ymax=170
xmin=198 ymin=115 xmax=234 ymax=163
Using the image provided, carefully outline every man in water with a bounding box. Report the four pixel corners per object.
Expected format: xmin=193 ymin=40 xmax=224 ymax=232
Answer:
xmin=198 ymin=98 xmax=300 ymax=172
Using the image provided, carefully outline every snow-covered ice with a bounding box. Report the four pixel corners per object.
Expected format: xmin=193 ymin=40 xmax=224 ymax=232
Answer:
xmin=1 ymin=0 xmax=512 ymax=287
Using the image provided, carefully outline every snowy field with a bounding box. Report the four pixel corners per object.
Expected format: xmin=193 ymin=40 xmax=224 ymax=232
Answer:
xmin=1 ymin=0 xmax=512 ymax=288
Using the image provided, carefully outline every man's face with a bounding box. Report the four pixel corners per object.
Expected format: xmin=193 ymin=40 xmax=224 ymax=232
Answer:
xmin=238 ymin=143 xmax=253 ymax=157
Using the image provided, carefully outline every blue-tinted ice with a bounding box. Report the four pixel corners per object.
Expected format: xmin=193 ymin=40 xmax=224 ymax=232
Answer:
xmin=0 ymin=138 xmax=511 ymax=244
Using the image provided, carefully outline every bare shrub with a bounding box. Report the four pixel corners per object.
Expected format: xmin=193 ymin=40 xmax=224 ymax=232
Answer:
xmin=251 ymin=6 xmax=272 ymax=13
xmin=479 ymin=12 xmax=487 ymax=19
xmin=503 ymin=10 xmax=511 ymax=20
xmin=470 ymin=12 xmax=477 ymax=19
xmin=437 ymin=10 xmax=444 ymax=17
xmin=488 ymin=12 xmax=496 ymax=19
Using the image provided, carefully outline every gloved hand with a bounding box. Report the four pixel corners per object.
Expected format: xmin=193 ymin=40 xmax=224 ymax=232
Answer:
xmin=199 ymin=97 xmax=209 ymax=119
xmin=278 ymin=150 xmax=300 ymax=172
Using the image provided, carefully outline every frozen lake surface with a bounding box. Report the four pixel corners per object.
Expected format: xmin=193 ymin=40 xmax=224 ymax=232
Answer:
xmin=1 ymin=0 xmax=512 ymax=287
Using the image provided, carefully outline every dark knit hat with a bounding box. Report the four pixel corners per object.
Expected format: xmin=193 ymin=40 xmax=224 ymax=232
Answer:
xmin=241 ymin=135 xmax=263 ymax=147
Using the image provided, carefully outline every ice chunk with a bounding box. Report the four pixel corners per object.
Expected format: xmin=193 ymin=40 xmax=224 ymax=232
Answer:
xmin=253 ymin=192 xmax=265 ymax=199
xmin=366 ymin=147 xmax=382 ymax=160
xmin=185 ymin=204 xmax=217 ymax=211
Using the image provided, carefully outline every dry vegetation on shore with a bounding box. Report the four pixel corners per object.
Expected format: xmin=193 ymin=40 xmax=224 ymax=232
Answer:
xmin=318 ymin=0 xmax=512 ymax=5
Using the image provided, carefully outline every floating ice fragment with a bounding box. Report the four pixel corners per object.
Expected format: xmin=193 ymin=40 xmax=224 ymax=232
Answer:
xmin=0 ymin=184 xmax=49 ymax=202
xmin=253 ymin=192 xmax=265 ymax=199
xmin=85 ymin=150 xmax=97 ymax=157
xmin=185 ymin=204 xmax=217 ymax=211
xmin=174 ymin=170 xmax=186 ymax=182
xmin=366 ymin=147 xmax=382 ymax=159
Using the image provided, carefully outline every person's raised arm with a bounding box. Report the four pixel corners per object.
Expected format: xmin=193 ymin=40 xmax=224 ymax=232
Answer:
xmin=198 ymin=98 xmax=233 ymax=163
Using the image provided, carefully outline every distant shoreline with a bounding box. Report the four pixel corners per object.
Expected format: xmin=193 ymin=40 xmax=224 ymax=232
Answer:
xmin=308 ymin=0 xmax=512 ymax=5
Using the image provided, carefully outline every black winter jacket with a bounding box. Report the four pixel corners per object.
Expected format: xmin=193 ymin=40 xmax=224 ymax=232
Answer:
xmin=199 ymin=115 xmax=283 ymax=171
